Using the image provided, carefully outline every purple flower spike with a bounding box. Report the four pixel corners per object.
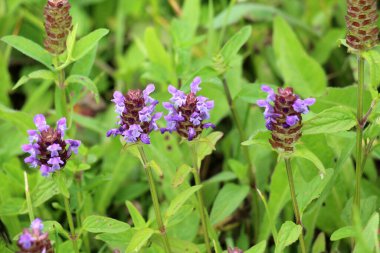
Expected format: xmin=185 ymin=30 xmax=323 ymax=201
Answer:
xmin=257 ymin=86 xmax=315 ymax=152
xmin=161 ymin=77 xmax=215 ymax=141
xmin=22 ymin=115 xmax=81 ymax=176
xmin=18 ymin=218 xmax=53 ymax=252
xmin=107 ymin=84 xmax=161 ymax=144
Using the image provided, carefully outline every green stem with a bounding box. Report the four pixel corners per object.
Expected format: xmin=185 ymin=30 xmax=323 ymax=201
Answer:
xmin=354 ymin=55 xmax=364 ymax=211
xmin=137 ymin=146 xmax=172 ymax=253
xmin=284 ymin=157 xmax=306 ymax=253
xmin=63 ymin=196 xmax=79 ymax=253
xmin=190 ymin=144 xmax=212 ymax=253
xmin=222 ymin=77 xmax=260 ymax=241
xmin=54 ymin=56 xmax=69 ymax=121
xmin=24 ymin=172 xmax=35 ymax=222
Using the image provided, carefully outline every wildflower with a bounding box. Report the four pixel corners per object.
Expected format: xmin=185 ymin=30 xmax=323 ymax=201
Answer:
xmin=257 ymin=86 xmax=315 ymax=152
xmin=107 ymin=84 xmax=162 ymax=144
xmin=44 ymin=0 xmax=73 ymax=55
xmin=227 ymin=247 xmax=243 ymax=253
xmin=17 ymin=218 xmax=53 ymax=253
xmin=161 ymin=77 xmax=215 ymax=141
xmin=346 ymin=0 xmax=378 ymax=50
xmin=22 ymin=114 xmax=81 ymax=176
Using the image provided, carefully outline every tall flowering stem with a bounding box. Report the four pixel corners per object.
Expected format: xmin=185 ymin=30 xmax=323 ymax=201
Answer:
xmin=138 ymin=146 xmax=172 ymax=253
xmin=191 ymin=143 xmax=212 ymax=253
xmin=161 ymin=77 xmax=214 ymax=253
xmin=345 ymin=0 xmax=379 ymax=212
xmin=107 ymin=84 xmax=171 ymax=252
xmin=63 ymin=193 xmax=79 ymax=253
xmin=257 ymin=86 xmax=315 ymax=253
xmin=24 ymin=172 xmax=35 ymax=223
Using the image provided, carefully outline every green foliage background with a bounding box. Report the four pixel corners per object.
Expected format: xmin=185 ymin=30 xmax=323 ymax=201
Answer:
xmin=0 ymin=0 xmax=379 ymax=252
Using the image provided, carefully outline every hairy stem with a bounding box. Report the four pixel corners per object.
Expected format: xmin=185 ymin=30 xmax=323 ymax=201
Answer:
xmin=191 ymin=144 xmax=212 ymax=253
xmin=63 ymin=196 xmax=79 ymax=253
xmin=24 ymin=172 xmax=35 ymax=222
xmin=284 ymin=157 xmax=306 ymax=253
xmin=354 ymin=55 xmax=364 ymax=211
xmin=137 ymin=146 xmax=172 ymax=253
xmin=222 ymin=77 xmax=259 ymax=241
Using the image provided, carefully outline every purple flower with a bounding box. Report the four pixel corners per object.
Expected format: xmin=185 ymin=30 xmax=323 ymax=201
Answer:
xmin=107 ymin=84 xmax=162 ymax=144
xmin=257 ymin=86 xmax=315 ymax=152
xmin=18 ymin=218 xmax=52 ymax=252
xmin=161 ymin=77 xmax=215 ymax=141
xmin=22 ymin=114 xmax=81 ymax=176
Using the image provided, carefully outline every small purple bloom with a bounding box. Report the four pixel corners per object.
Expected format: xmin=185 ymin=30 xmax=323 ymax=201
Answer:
xmin=293 ymin=98 xmax=316 ymax=114
xmin=261 ymin=85 xmax=276 ymax=101
xmin=31 ymin=218 xmax=44 ymax=232
xmin=18 ymin=231 xmax=33 ymax=249
xmin=107 ymin=85 xmax=162 ymax=144
xmin=162 ymin=77 xmax=214 ymax=141
xmin=17 ymin=218 xmax=52 ymax=252
xmin=286 ymin=115 xmax=299 ymax=126
xmin=22 ymin=115 xmax=80 ymax=176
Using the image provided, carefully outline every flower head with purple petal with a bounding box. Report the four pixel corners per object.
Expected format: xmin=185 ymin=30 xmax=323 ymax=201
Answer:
xmin=107 ymin=84 xmax=162 ymax=144
xmin=257 ymin=86 xmax=315 ymax=152
xmin=17 ymin=218 xmax=52 ymax=252
xmin=161 ymin=77 xmax=215 ymax=141
xmin=22 ymin=114 xmax=81 ymax=176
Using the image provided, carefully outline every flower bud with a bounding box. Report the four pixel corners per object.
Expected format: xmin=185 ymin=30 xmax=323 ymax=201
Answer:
xmin=44 ymin=0 xmax=73 ymax=55
xmin=257 ymin=86 xmax=315 ymax=152
xmin=17 ymin=218 xmax=53 ymax=253
xmin=346 ymin=0 xmax=379 ymax=50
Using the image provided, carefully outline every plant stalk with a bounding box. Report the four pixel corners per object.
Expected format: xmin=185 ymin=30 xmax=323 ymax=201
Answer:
xmin=63 ymin=196 xmax=79 ymax=253
xmin=190 ymin=144 xmax=212 ymax=253
xmin=222 ymin=77 xmax=260 ymax=241
xmin=354 ymin=55 xmax=365 ymax=210
xmin=24 ymin=172 xmax=35 ymax=222
xmin=284 ymin=157 xmax=306 ymax=253
xmin=137 ymin=146 xmax=172 ymax=253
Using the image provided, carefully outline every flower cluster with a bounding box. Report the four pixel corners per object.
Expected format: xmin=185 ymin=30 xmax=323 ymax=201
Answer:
xmin=107 ymin=84 xmax=162 ymax=144
xmin=161 ymin=77 xmax=215 ymax=141
xmin=18 ymin=218 xmax=53 ymax=253
xmin=257 ymin=85 xmax=315 ymax=152
xmin=227 ymin=247 xmax=243 ymax=253
xmin=346 ymin=0 xmax=379 ymax=50
xmin=44 ymin=0 xmax=73 ymax=55
xmin=23 ymin=114 xmax=80 ymax=176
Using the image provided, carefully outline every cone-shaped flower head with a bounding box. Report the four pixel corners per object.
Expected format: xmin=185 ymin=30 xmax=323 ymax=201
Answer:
xmin=107 ymin=84 xmax=162 ymax=144
xmin=257 ymin=85 xmax=315 ymax=152
xmin=346 ymin=0 xmax=379 ymax=50
xmin=227 ymin=247 xmax=244 ymax=253
xmin=22 ymin=114 xmax=81 ymax=176
xmin=161 ymin=77 xmax=215 ymax=141
xmin=17 ymin=218 xmax=53 ymax=253
xmin=44 ymin=0 xmax=73 ymax=55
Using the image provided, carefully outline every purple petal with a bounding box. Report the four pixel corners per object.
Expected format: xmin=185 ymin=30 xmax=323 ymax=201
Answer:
xmin=107 ymin=129 xmax=119 ymax=137
xmin=40 ymin=165 xmax=51 ymax=177
xmin=18 ymin=231 xmax=33 ymax=249
xmin=190 ymin=77 xmax=202 ymax=93
xmin=34 ymin=114 xmax=49 ymax=132
xmin=143 ymin=84 xmax=155 ymax=96
xmin=304 ymin=98 xmax=316 ymax=106
xmin=47 ymin=143 xmax=62 ymax=157
xmin=256 ymin=99 xmax=268 ymax=107
xmin=56 ymin=118 xmax=67 ymax=136
xmin=188 ymin=127 xmax=196 ymax=141
xmin=286 ymin=115 xmax=299 ymax=126
xmin=261 ymin=85 xmax=275 ymax=101
xmin=27 ymin=130 xmax=39 ymax=143
xmin=140 ymin=134 xmax=151 ymax=144
xmin=31 ymin=218 xmax=43 ymax=232
xmin=66 ymin=139 xmax=81 ymax=154
xmin=24 ymin=156 xmax=38 ymax=168
xmin=203 ymin=123 xmax=216 ymax=129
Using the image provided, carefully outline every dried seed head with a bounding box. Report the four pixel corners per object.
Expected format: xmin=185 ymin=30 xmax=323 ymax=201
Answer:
xmin=107 ymin=84 xmax=162 ymax=144
xmin=44 ymin=0 xmax=73 ymax=55
xmin=257 ymin=86 xmax=315 ymax=153
xmin=22 ymin=114 xmax=81 ymax=176
xmin=346 ymin=0 xmax=379 ymax=50
xmin=17 ymin=219 xmax=54 ymax=253
xmin=161 ymin=77 xmax=215 ymax=141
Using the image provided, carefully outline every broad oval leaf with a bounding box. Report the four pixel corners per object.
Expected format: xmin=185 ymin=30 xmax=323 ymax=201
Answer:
xmin=275 ymin=221 xmax=302 ymax=253
xmin=72 ymin=29 xmax=109 ymax=61
xmin=125 ymin=228 xmax=154 ymax=253
xmin=83 ymin=215 xmax=130 ymax=234
xmin=220 ymin=25 xmax=252 ymax=64
xmin=330 ymin=226 xmax=354 ymax=241
xmin=166 ymin=185 xmax=202 ymax=220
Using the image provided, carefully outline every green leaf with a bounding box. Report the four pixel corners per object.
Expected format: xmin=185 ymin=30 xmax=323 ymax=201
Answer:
xmin=273 ymin=16 xmax=327 ymax=97
xmin=245 ymin=240 xmax=267 ymax=253
xmin=354 ymin=212 xmax=379 ymax=253
xmin=125 ymin=228 xmax=154 ymax=253
xmin=83 ymin=215 xmax=130 ymax=234
xmin=292 ymin=145 xmax=326 ymax=175
xmin=242 ymin=131 xmax=272 ymax=147
xmin=13 ymin=69 xmax=55 ymax=90
xmin=72 ymin=29 xmax=109 ymax=61
xmin=210 ymin=183 xmax=249 ymax=225
xmin=43 ymin=220 xmax=69 ymax=238
xmin=172 ymin=164 xmax=192 ymax=188
xmin=1 ymin=35 xmax=53 ymax=69
xmin=31 ymin=179 xmax=60 ymax=207
xmin=166 ymin=185 xmax=202 ymax=220
xmin=195 ymin=131 xmax=223 ymax=167
xmin=275 ymin=221 xmax=302 ymax=253
xmin=53 ymin=172 xmax=70 ymax=198
xmin=220 ymin=25 xmax=252 ymax=64
xmin=153 ymin=235 xmax=201 ymax=253
xmin=362 ymin=50 xmax=380 ymax=89
xmin=66 ymin=75 xmax=99 ymax=102
xmin=330 ymin=226 xmax=354 ymax=241
xmin=303 ymin=106 xmax=356 ymax=135
xmin=297 ymin=169 xmax=333 ymax=214
xmin=148 ymin=160 xmax=163 ymax=179
xmin=95 ymin=230 xmax=134 ymax=250
xmin=0 ymin=105 xmax=34 ymax=133
xmin=126 ymin=201 xmax=146 ymax=229
xmin=311 ymin=233 xmax=326 ymax=253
